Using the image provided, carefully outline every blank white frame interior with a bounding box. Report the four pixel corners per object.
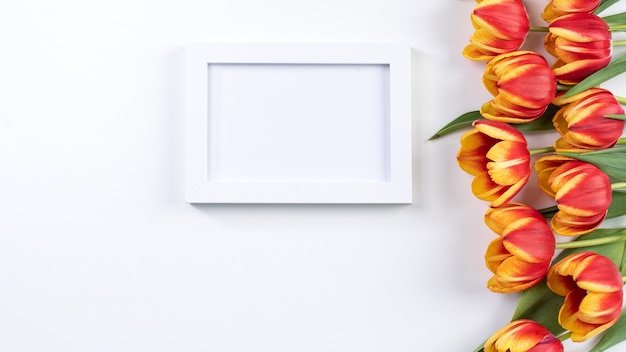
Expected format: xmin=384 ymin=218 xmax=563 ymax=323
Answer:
xmin=185 ymin=42 xmax=413 ymax=203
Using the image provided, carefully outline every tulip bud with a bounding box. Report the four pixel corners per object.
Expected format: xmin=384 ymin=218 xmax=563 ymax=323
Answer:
xmin=484 ymin=203 xmax=555 ymax=293
xmin=535 ymin=156 xmax=611 ymax=236
xmin=541 ymin=0 xmax=601 ymax=23
xmin=463 ymin=0 xmax=530 ymax=61
xmin=484 ymin=319 xmax=563 ymax=352
xmin=552 ymin=88 xmax=625 ymax=151
xmin=481 ymin=51 xmax=557 ymax=123
xmin=457 ymin=120 xmax=531 ymax=207
xmin=547 ymin=252 xmax=624 ymax=342
xmin=545 ymin=13 xmax=611 ymax=85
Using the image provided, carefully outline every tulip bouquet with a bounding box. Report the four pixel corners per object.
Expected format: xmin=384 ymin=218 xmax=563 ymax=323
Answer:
xmin=433 ymin=0 xmax=626 ymax=351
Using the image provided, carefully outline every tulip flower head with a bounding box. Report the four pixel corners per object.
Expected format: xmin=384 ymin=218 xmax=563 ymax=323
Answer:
xmin=541 ymin=0 xmax=601 ymax=23
xmin=457 ymin=120 xmax=530 ymax=207
xmin=463 ymin=0 xmax=530 ymax=61
xmin=545 ymin=13 xmax=612 ymax=85
xmin=547 ymin=252 xmax=624 ymax=342
xmin=481 ymin=51 xmax=557 ymax=123
xmin=484 ymin=319 xmax=564 ymax=352
xmin=484 ymin=203 xmax=555 ymax=293
xmin=535 ymin=156 xmax=611 ymax=236
xmin=552 ymin=88 xmax=625 ymax=151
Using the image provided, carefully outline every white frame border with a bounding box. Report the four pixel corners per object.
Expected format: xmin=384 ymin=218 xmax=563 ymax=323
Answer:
xmin=185 ymin=42 xmax=413 ymax=204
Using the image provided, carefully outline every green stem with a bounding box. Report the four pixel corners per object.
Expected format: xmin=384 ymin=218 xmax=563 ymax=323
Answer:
xmin=529 ymin=146 xmax=555 ymax=156
xmin=612 ymin=182 xmax=626 ymax=190
xmin=557 ymin=84 xmax=573 ymax=91
xmin=610 ymin=24 xmax=626 ymax=31
xmin=617 ymin=137 xmax=626 ymax=145
xmin=556 ymin=232 xmax=626 ymax=249
xmin=616 ymin=96 xmax=626 ymax=105
xmin=557 ymin=331 xmax=572 ymax=342
xmin=530 ymin=24 xmax=626 ymax=32
xmin=614 ymin=40 xmax=626 ymax=47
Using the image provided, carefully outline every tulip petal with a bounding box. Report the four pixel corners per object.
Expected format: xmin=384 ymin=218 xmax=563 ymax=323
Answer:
xmin=458 ymin=130 xmax=493 ymax=175
xmin=579 ymin=291 xmax=623 ymax=324
xmin=503 ymin=219 xmax=554 ymax=263
xmin=574 ymin=255 xmax=624 ymax=292
xmin=548 ymin=252 xmax=624 ymax=341
xmin=473 ymin=0 xmax=529 ymax=39
xmin=484 ymin=203 xmax=545 ymax=234
xmin=485 ymin=237 xmax=510 ymax=273
xmin=541 ymin=0 xmax=601 ymax=22
xmin=486 ymin=141 xmax=530 ymax=186
xmin=485 ymin=320 xmax=563 ymax=352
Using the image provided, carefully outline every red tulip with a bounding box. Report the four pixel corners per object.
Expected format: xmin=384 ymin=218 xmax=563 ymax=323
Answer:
xmin=552 ymin=88 xmax=625 ymax=151
xmin=545 ymin=13 xmax=611 ymax=85
xmin=463 ymin=0 xmax=530 ymax=61
xmin=484 ymin=319 xmax=563 ymax=352
xmin=541 ymin=0 xmax=601 ymax=22
xmin=484 ymin=203 xmax=555 ymax=293
xmin=535 ymin=156 xmax=611 ymax=236
xmin=547 ymin=252 xmax=623 ymax=342
xmin=481 ymin=51 xmax=557 ymax=123
xmin=457 ymin=120 xmax=530 ymax=207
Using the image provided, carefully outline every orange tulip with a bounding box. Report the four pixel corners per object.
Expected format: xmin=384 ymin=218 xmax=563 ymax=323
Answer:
xmin=463 ymin=0 xmax=530 ymax=61
xmin=484 ymin=203 xmax=555 ymax=293
xmin=545 ymin=13 xmax=611 ymax=85
xmin=535 ymin=156 xmax=611 ymax=236
xmin=481 ymin=51 xmax=557 ymax=123
xmin=552 ymin=88 xmax=625 ymax=151
xmin=547 ymin=252 xmax=623 ymax=342
xmin=541 ymin=0 xmax=601 ymax=23
xmin=484 ymin=319 xmax=563 ymax=352
xmin=457 ymin=120 xmax=530 ymax=207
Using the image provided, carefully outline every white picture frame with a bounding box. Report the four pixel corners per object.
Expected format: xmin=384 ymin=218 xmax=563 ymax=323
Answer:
xmin=185 ymin=42 xmax=413 ymax=203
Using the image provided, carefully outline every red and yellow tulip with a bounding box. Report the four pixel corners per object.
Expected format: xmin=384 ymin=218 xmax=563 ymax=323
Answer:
xmin=463 ymin=0 xmax=530 ymax=61
xmin=457 ymin=120 xmax=530 ymax=207
xmin=481 ymin=51 xmax=557 ymax=123
xmin=541 ymin=0 xmax=601 ymax=23
xmin=552 ymin=88 xmax=625 ymax=151
xmin=484 ymin=203 xmax=555 ymax=293
xmin=484 ymin=319 xmax=563 ymax=352
xmin=547 ymin=252 xmax=623 ymax=342
xmin=545 ymin=13 xmax=611 ymax=85
xmin=535 ymin=156 xmax=611 ymax=236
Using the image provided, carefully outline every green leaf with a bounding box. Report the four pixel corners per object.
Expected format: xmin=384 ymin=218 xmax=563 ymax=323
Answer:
xmin=511 ymin=280 xmax=564 ymax=335
xmin=591 ymin=312 xmax=626 ymax=351
xmin=558 ymin=146 xmax=626 ymax=181
xmin=562 ymin=53 xmax=626 ymax=98
xmin=602 ymin=11 xmax=626 ymax=24
xmin=429 ymin=110 xmax=482 ymax=140
xmin=514 ymin=104 xmax=559 ymax=133
xmin=430 ymin=104 xmax=559 ymax=140
xmin=596 ymin=0 xmax=622 ymax=15
xmin=539 ymin=205 xmax=558 ymax=219
xmin=608 ymin=191 xmax=626 ymax=219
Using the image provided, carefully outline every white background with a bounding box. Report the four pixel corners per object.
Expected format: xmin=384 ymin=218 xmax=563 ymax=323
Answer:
xmin=2 ymin=0 xmax=626 ymax=351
